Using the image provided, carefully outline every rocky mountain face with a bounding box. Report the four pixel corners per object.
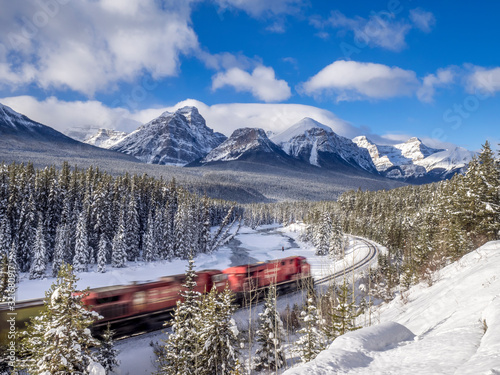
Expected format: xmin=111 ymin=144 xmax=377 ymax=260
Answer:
xmin=353 ymin=136 xmax=474 ymax=181
xmin=271 ymin=118 xmax=377 ymax=173
xmin=200 ymin=127 xmax=295 ymax=165
xmin=84 ymin=128 xmax=128 ymax=148
xmin=110 ymin=106 xmax=227 ymax=165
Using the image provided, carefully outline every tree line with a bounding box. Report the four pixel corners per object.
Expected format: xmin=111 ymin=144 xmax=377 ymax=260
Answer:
xmin=0 ymin=161 xmax=239 ymax=284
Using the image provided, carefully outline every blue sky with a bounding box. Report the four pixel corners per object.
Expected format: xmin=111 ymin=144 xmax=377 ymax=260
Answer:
xmin=1 ymin=0 xmax=499 ymax=151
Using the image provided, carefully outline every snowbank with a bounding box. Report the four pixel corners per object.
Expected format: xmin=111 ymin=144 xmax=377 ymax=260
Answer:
xmin=284 ymin=322 xmax=414 ymax=374
xmin=284 ymin=240 xmax=500 ymax=374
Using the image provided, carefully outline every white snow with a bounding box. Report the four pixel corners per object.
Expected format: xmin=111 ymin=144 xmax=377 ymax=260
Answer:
xmin=84 ymin=129 xmax=128 ymax=149
xmin=284 ymin=240 xmax=500 ymax=374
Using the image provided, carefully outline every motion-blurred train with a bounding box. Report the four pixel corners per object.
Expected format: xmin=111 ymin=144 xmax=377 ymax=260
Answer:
xmin=0 ymin=256 xmax=311 ymax=344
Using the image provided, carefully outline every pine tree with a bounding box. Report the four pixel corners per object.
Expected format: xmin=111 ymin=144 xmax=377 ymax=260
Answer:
xmin=52 ymin=223 xmax=71 ymax=277
xmin=253 ymin=284 xmax=285 ymax=371
xmin=73 ymin=210 xmax=90 ymax=272
xmin=96 ymin=323 xmax=119 ymax=374
xmin=97 ymin=234 xmax=108 ymax=273
xmin=143 ymin=210 xmax=157 ymax=263
xmin=198 ymin=286 xmax=240 ymax=375
xmin=159 ymin=258 xmax=202 ymax=375
xmin=314 ymin=211 xmax=331 ymax=256
xmin=111 ymin=211 xmax=127 ymax=268
xmin=29 ymin=216 xmax=47 ymax=279
xmin=18 ymin=263 xmax=102 ymax=374
xmin=125 ymin=193 xmax=140 ymax=261
xmin=0 ymin=252 xmax=9 ymax=302
xmin=328 ymin=279 xmax=361 ymax=339
xmin=295 ymin=297 xmax=325 ymax=363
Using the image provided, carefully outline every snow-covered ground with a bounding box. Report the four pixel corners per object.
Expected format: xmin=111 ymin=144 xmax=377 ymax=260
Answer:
xmin=284 ymin=241 xmax=500 ymax=374
xmin=13 ymin=224 xmax=378 ymax=374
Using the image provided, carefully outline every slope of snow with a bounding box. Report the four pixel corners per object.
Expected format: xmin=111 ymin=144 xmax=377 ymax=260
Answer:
xmin=284 ymin=240 xmax=500 ymax=374
xmin=415 ymin=146 xmax=475 ymax=172
xmin=272 ymin=118 xmax=377 ymax=172
xmin=84 ymin=128 xmax=128 ymax=148
xmin=110 ymin=106 xmax=226 ymax=165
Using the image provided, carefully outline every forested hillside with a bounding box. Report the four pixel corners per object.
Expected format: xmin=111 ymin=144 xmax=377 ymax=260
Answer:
xmin=245 ymin=141 xmax=500 ymax=298
xmin=0 ymin=162 xmax=239 ymax=283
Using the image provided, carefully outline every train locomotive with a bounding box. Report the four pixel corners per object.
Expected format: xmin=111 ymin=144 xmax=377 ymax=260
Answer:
xmin=0 ymin=256 xmax=311 ymax=343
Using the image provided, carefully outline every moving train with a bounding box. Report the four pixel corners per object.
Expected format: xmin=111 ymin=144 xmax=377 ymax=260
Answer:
xmin=0 ymin=256 xmax=311 ymax=344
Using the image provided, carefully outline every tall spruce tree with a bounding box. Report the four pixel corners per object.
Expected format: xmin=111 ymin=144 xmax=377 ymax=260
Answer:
xmin=19 ymin=263 xmax=102 ymax=374
xmin=29 ymin=216 xmax=47 ymax=279
xmin=96 ymin=323 xmax=119 ymax=374
xmin=253 ymin=284 xmax=286 ymax=372
xmin=73 ymin=210 xmax=90 ymax=272
xmin=159 ymin=258 xmax=202 ymax=375
xmin=198 ymin=286 xmax=240 ymax=375
xmin=295 ymin=297 xmax=325 ymax=363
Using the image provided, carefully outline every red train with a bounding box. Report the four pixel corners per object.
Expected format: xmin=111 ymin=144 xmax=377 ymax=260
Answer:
xmin=80 ymin=256 xmax=311 ymax=336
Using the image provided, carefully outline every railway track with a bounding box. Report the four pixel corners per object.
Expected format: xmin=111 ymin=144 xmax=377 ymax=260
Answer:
xmin=314 ymin=236 xmax=379 ymax=286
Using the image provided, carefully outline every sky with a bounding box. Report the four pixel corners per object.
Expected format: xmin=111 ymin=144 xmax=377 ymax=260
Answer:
xmin=1 ymin=0 xmax=499 ymax=151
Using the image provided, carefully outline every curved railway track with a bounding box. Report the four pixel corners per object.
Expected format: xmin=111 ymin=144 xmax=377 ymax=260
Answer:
xmin=314 ymin=236 xmax=379 ymax=286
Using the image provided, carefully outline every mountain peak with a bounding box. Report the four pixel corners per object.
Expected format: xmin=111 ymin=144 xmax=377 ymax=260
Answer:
xmin=406 ymin=137 xmax=423 ymax=144
xmin=111 ymin=106 xmax=226 ymax=165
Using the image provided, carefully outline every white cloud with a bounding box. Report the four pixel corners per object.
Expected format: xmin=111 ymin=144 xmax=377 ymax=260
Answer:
xmin=300 ymin=60 xmax=419 ymax=102
xmin=212 ymin=66 xmax=292 ymax=102
xmin=466 ymin=66 xmax=500 ymax=95
xmin=409 ymin=8 xmax=436 ymax=33
xmin=0 ymin=95 xmax=141 ymax=136
xmin=417 ymin=68 xmax=455 ymax=103
xmin=323 ymin=10 xmax=412 ymax=52
xmin=213 ymin=0 xmax=304 ymax=18
xmin=0 ymin=0 xmax=199 ymax=96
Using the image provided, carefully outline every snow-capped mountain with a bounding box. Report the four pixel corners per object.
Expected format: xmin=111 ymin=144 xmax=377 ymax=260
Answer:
xmin=353 ymin=136 xmax=474 ymax=181
xmin=271 ymin=118 xmax=377 ymax=173
xmin=0 ymin=102 xmax=138 ymax=162
xmin=110 ymin=106 xmax=226 ymax=165
xmin=84 ymin=128 xmax=128 ymax=148
xmin=200 ymin=127 xmax=293 ymax=165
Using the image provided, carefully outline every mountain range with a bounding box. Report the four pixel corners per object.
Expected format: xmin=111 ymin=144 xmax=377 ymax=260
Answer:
xmin=82 ymin=106 xmax=474 ymax=183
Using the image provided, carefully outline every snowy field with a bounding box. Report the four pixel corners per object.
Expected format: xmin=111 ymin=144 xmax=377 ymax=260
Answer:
xmin=284 ymin=241 xmax=500 ymax=374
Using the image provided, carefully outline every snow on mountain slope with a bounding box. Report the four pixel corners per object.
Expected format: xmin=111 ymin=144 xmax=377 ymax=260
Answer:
xmin=110 ymin=106 xmax=226 ymax=165
xmin=284 ymin=240 xmax=500 ymax=374
xmin=201 ymin=127 xmax=291 ymax=163
xmin=271 ymin=118 xmax=377 ymax=173
xmin=353 ymin=135 xmax=474 ymax=181
xmin=84 ymin=128 xmax=128 ymax=148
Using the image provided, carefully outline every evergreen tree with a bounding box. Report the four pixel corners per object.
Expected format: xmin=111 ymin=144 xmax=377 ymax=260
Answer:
xmin=19 ymin=263 xmax=102 ymax=374
xmin=111 ymin=212 xmax=127 ymax=268
xmin=198 ymin=286 xmax=240 ymax=375
xmin=97 ymin=234 xmax=108 ymax=273
xmin=52 ymin=223 xmax=71 ymax=277
xmin=295 ymin=297 xmax=325 ymax=363
xmin=29 ymin=216 xmax=47 ymax=279
xmin=253 ymin=284 xmax=285 ymax=372
xmin=125 ymin=193 xmax=141 ymax=261
xmin=143 ymin=210 xmax=157 ymax=263
xmin=0 ymin=252 xmax=9 ymax=302
xmin=328 ymin=279 xmax=361 ymax=338
xmin=96 ymin=323 xmax=119 ymax=374
xmin=73 ymin=210 xmax=90 ymax=272
xmin=314 ymin=211 xmax=331 ymax=256
xmin=159 ymin=258 xmax=202 ymax=375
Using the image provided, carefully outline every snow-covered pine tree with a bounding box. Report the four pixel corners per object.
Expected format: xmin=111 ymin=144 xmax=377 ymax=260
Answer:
xmin=143 ymin=210 xmax=157 ymax=263
xmin=97 ymin=234 xmax=108 ymax=273
xmin=253 ymin=284 xmax=286 ymax=372
xmin=0 ymin=213 xmax=11 ymax=257
xmin=125 ymin=193 xmax=140 ymax=261
xmin=52 ymin=223 xmax=70 ymax=276
xmin=295 ymin=297 xmax=325 ymax=363
xmin=96 ymin=323 xmax=119 ymax=374
xmin=314 ymin=211 xmax=331 ymax=256
xmin=29 ymin=216 xmax=47 ymax=279
xmin=328 ymin=279 xmax=361 ymax=339
xmin=19 ymin=263 xmax=102 ymax=374
xmin=17 ymin=192 xmax=37 ymax=272
xmin=198 ymin=285 xmax=240 ymax=375
xmin=0 ymin=252 xmax=8 ymax=301
xmin=328 ymin=217 xmax=344 ymax=259
xmin=159 ymin=257 xmax=202 ymax=375
xmin=73 ymin=209 xmax=90 ymax=272
xmin=111 ymin=211 xmax=127 ymax=268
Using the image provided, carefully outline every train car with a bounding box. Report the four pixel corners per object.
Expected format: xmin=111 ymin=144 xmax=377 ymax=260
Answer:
xmin=81 ymin=269 xmax=227 ymax=335
xmin=223 ymin=256 xmax=311 ymax=303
